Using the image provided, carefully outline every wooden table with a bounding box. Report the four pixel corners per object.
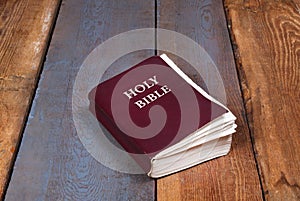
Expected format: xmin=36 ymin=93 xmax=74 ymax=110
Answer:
xmin=0 ymin=0 xmax=299 ymax=200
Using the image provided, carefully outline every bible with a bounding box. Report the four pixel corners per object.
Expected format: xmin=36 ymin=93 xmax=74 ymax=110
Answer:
xmin=89 ymin=54 xmax=236 ymax=178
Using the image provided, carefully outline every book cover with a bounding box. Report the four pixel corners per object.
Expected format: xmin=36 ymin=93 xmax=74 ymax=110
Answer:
xmin=88 ymin=54 xmax=228 ymax=173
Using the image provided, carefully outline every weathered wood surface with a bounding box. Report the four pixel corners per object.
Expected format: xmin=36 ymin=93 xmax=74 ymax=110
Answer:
xmin=0 ymin=0 xmax=60 ymax=199
xmin=5 ymin=0 xmax=299 ymax=200
xmin=5 ymin=0 xmax=155 ymax=200
xmin=157 ymin=0 xmax=263 ymax=200
xmin=225 ymin=0 xmax=300 ymax=200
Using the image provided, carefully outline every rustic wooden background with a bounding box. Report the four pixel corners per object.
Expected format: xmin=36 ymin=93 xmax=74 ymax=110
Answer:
xmin=0 ymin=0 xmax=299 ymax=200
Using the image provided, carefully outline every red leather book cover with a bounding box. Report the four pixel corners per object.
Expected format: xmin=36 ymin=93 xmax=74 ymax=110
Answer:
xmin=88 ymin=55 xmax=227 ymax=172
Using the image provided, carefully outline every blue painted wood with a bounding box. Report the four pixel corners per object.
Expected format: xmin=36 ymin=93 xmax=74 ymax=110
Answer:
xmin=5 ymin=0 xmax=155 ymax=200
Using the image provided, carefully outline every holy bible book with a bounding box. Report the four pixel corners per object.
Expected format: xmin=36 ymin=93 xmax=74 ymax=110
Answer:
xmin=89 ymin=54 xmax=237 ymax=178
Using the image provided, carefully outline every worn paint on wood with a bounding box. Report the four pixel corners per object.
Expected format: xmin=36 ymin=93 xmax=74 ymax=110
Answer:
xmin=5 ymin=0 xmax=155 ymax=200
xmin=0 ymin=0 xmax=60 ymax=199
xmin=6 ymin=0 xmax=299 ymax=200
xmin=225 ymin=0 xmax=300 ymax=200
xmin=156 ymin=0 xmax=263 ymax=200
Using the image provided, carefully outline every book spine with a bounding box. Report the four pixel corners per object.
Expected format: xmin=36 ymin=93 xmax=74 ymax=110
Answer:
xmin=90 ymin=101 xmax=152 ymax=173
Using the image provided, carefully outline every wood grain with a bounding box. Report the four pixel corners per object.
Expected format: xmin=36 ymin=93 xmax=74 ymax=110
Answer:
xmin=225 ymin=0 xmax=300 ymax=200
xmin=4 ymin=0 xmax=156 ymax=200
xmin=0 ymin=0 xmax=60 ymax=199
xmin=157 ymin=0 xmax=263 ymax=200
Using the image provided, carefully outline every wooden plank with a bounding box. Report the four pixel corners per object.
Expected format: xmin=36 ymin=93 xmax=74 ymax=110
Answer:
xmin=225 ymin=0 xmax=300 ymax=200
xmin=156 ymin=0 xmax=263 ymax=200
xmin=5 ymin=0 xmax=155 ymax=200
xmin=0 ymin=0 xmax=60 ymax=199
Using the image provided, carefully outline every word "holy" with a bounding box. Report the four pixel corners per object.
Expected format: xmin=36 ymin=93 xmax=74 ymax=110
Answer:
xmin=123 ymin=75 xmax=171 ymax=109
